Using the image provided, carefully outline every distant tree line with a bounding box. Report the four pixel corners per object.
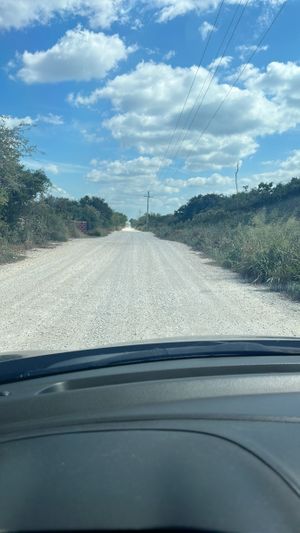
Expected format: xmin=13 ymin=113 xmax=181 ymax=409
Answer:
xmin=0 ymin=117 xmax=126 ymax=262
xmin=132 ymin=178 xmax=300 ymax=230
xmin=173 ymin=179 xmax=300 ymax=223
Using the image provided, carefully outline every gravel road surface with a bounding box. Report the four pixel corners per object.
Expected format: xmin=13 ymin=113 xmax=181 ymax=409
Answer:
xmin=0 ymin=229 xmax=299 ymax=354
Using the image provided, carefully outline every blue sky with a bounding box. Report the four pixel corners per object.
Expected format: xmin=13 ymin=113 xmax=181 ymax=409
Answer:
xmin=0 ymin=0 xmax=299 ymax=217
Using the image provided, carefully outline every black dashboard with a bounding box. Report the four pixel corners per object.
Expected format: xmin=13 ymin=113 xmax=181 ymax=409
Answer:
xmin=1 ymin=353 xmax=300 ymax=532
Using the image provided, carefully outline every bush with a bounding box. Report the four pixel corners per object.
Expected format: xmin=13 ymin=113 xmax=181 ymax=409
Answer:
xmin=87 ymin=228 xmax=103 ymax=237
xmin=0 ymin=120 xmax=127 ymax=264
xmin=232 ymin=215 xmax=300 ymax=285
xmin=0 ymin=237 xmax=20 ymax=264
xmin=87 ymin=227 xmax=111 ymax=237
xmin=20 ymin=203 xmax=69 ymax=246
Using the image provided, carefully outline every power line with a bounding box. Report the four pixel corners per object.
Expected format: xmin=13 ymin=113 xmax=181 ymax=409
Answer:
xmin=172 ymin=0 xmax=246 ymax=153
xmin=163 ymin=0 xmax=226 ymax=162
xmin=154 ymin=0 xmax=226 ymax=183
xmin=157 ymin=0 xmax=247 ymax=185
xmin=165 ymin=1 xmax=286 ymax=184
xmin=156 ymin=1 xmax=286 ymax=189
xmin=194 ymin=1 xmax=287 ymax=146
xmin=171 ymin=0 xmax=250 ymax=161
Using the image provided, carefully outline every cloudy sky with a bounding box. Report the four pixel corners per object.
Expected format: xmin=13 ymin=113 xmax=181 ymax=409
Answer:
xmin=1 ymin=0 xmax=298 ymax=217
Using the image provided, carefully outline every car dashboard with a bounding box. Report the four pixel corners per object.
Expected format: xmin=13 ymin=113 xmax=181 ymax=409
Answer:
xmin=0 ymin=353 xmax=300 ymax=532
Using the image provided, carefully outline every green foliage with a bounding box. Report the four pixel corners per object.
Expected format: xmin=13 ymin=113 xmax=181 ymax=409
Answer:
xmin=136 ymin=179 xmax=300 ymax=301
xmin=132 ymin=212 xmax=174 ymax=230
xmin=173 ymin=178 xmax=300 ymax=223
xmin=21 ymin=202 xmax=70 ymax=245
xmin=228 ymin=215 xmax=300 ymax=285
xmin=0 ymin=237 xmax=20 ymax=264
xmin=112 ymin=211 xmax=128 ymax=229
xmin=0 ymin=118 xmax=33 ymax=195
xmin=3 ymin=169 xmax=50 ymax=226
xmin=79 ymin=195 xmax=113 ymax=227
xmin=0 ymin=118 xmax=50 ymax=227
xmin=0 ymin=119 xmax=127 ymax=262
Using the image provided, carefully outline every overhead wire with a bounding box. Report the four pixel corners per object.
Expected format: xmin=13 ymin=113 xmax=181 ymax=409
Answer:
xmin=193 ymin=1 xmax=287 ymax=147
xmin=154 ymin=0 xmax=226 ymax=180
xmin=162 ymin=0 xmax=286 ymax=182
xmin=157 ymin=0 xmax=250 ymax=182
xmin=162 ymin=0 xmax=226 ymax=161
xmin=170 ymin=0 xmax=250 ymax=162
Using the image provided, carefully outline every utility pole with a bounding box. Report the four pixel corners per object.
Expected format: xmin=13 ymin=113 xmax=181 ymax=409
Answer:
xmin=144 ymin=191 xmax=152 ymax=230
xmin=234 ymin=161 xmax=240 ymax=194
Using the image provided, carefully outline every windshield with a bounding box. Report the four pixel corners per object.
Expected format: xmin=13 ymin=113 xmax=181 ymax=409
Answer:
xmin=0 ymin=0 xmax=299 ymax=361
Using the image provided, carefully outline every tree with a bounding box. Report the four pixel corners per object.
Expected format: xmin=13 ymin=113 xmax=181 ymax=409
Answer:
xmin=79 ymin=196 xmax=113 ymax=226
xmin=4 ymin=169 xmax=50 ymax=225
xmin=175 ymin=193 xmax=223 ymax=221
xmin=0 ymin=118 xmax=49 ymax=226
xmin=0 ymin=118 xmax=128 ymax=251
xmin=111 ymin=212 xmax=127 ymax=228
xmin=0 ymin=118 xmax=32 ymax=198
xmin=257 ymin=182 xmax=274 ymax=194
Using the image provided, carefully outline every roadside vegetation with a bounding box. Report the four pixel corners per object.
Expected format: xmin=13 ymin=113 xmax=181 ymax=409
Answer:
xmin=0 ymin=118 xmax=126 ymax=263
xmin=132 ymin=179 xmax=300 ymax=301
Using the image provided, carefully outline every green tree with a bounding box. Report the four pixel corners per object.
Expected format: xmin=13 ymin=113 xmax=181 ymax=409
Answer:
xmin=0 ymin=118 xmax=50 ymax=226
xmin=79 ymin=195 xmax=113 ymax=226
xmin=111 ymin=212 xmax=127 ymax=229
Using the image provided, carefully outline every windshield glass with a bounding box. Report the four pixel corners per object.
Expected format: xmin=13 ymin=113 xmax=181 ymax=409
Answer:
xmin=0 ymin=0 xmax=299 ymax=360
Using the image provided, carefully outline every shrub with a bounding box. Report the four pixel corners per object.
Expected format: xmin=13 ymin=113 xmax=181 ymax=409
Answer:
xmin=0 ymin=237 xmax=20 ymax=264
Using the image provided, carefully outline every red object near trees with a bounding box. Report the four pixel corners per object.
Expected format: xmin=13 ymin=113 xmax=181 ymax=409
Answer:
xmin=74 ymin=220 xmax=88 ymax=233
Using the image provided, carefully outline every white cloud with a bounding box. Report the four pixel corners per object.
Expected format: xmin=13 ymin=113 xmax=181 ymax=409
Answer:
xmin=89 ymin=146 xmax=299 ymax=217
xmin=236 ymin=44 xmax=269 ymax=61
xmin=49 ymin=183 xmax=74 ymax=198
xmin=151 ymin=1 xmax=219 ymax=22
xmin=256 ymin=0 xmax=286 ymax=31
xmin=163 ymin=50 xmax=176 ymax=61
xmin=0 ymin=0 xmax=286 ymax=31
xmin=208 ymin=55 xmax=232 ymax=70
xmin=238 ymin=61 xmax=300 ymax=99
xmin=86 ymin=156 xmax=171 ymax=187
xmin=85 ymin=156 xmax=238 ymax=216
xmin=45 ymin=164 xmax=59 ymax=175
xmin=1 ymin=113 xmax=64 ymax=128
xmin=0 ymin=0 xmax=127 ymax=30
xmin=37 ymin=113 xmax=64 ymax=125
xmin=199 ymin=21 xmax=216 ymax=40
xmin=85 ymin=156 xmax=179 ymax=215
xmin=131 ymin=18 xmax=144 ymax=30
xmin=149 ymin=0 xmax=285 ymax=23
xmin=69 ymin=59 xmax=300 ymax=173
xmin=231 ymin=61 xmax=300 ymax=130
xmin=80 ymin=129 xmax=104 ymax=143
xmin=188 ymin=173 xmax=233 ymax=186
xmin=15 ymin=27 xmax=134 ymax=84
xmin=24 ymin=159 xmax=89 ymax=175
xmin=2 ymin=115 xmax=34 ymax=128
xmin=71 ymin=120 xmax=104 ymax=143
xmin=241 ymin=149 xmax=300 ymax=188
xmin=23 ymin=159 xmax=59 ymax=175
xmin=165 ymin=173 xmax=233 ymax=188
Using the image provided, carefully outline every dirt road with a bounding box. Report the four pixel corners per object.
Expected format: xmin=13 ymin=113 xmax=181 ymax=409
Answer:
xmin=0 ymin=229 xmax=299 ymax=354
